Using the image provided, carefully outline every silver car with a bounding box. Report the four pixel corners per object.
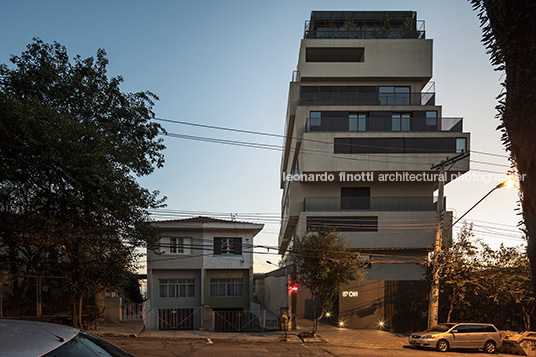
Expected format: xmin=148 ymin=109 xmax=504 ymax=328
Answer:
xmin=408 ymin=322 xmax=502 ymax=353
xmin=0 ymin=319 xmax=134 ymax=356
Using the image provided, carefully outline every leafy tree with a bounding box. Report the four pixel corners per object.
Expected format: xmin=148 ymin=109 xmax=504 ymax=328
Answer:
xmin=0 ymin=39 xmax=165 ymax=326
xmin=470 ymin=0 xmax=536 ymax=295
xmin=436 ymin=224 xmax=483 ymax=322
xmin=289 ymin=227 xmax=365 ymax=335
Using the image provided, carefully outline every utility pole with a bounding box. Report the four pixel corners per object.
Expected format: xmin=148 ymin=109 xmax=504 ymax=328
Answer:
xmin=428 ymin=151 xmax=469 ymax=328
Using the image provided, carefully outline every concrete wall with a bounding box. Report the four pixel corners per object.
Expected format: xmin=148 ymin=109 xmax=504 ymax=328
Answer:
xmin=148 ymin=229 xmax=204 ymax=270
xmin=298 ymin=39 xmax=433 ymax=81
xmin=339 ymin=280 xmax=385 ymax=329
xmin=202 ymin=230 xmax=254 ymax=270
xmin=262 ymin=274 xmax=289 ymax=316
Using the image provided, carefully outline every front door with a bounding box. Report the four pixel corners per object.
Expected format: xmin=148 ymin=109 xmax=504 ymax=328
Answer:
xmin=450 ymin=324 xmax=472 ymax=348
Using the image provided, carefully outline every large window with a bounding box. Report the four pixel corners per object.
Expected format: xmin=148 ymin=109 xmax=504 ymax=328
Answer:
xmin=210 ymin=278 xmax=243 ymax=297
xmin=349 ymin=113 xmax=366 ymax=132
xmin=310 ymin=111 xmax=321 ymax=127
xmin=456 ymin=138 xmax=467 ymax=153
xmin=213 ymin=237 xmax=242 ymax=255
xmin=379 ymin=86 xmax=410 ymax=105
xmin=392 ymin=113 xmax=410 ymax=131
xmin=159 ymin=279 xmax=195 ymax=298
xmin=426 ymin=111 xmax=438 ymax=126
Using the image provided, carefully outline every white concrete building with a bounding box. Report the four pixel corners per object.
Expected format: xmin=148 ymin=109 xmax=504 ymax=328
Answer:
xmin=146 ymin=216 xmax=263 ymax=330
xmin=278 ymin=11 xmax=470 ymax=331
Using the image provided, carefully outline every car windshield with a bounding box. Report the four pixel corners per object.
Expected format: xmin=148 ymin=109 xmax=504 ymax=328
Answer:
xmin=44 ymin=331 xmax=132 ymax=357
xmin=426 ymin=323 xmax=456 ymax=332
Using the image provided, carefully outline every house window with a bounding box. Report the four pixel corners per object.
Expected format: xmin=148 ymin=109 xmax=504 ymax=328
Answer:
xmin=159 ymin=279 xmax=195 ymax=298
xmin=310 ymin=111 xmax=321 ymax=127
xmin=213 ymin=237 xmax=242 ymax=255
xmin=392 ymin=113 xmax=410 ymax=131
xmin=426 ymin=111 xmax=438 ymax=126
xmin=169 ymin=238 xmax=184 ymax=254
xmin=456 ymin=138 xmax=467 ymax=153
xmin=349 ymin=113 xmax=366 ymax=132
xmin=210 ymin=278 xmax=243 ymax=297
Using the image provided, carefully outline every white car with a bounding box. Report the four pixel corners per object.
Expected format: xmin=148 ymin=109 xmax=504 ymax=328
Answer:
xmin=0 ymin=319 xmax=134 ymax=356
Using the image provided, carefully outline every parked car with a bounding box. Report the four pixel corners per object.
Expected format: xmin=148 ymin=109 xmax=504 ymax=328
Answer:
xmin=408 ymin=322 xmax=502 ymax=353
xmin=0 ymin=319 xmax=134 ymax=356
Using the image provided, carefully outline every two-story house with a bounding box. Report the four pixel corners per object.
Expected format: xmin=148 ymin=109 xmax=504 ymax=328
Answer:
xmin=278 ymin=11 xmax=470 ymax=330
xmin=145 ymin=216 xmax=263 ymax=330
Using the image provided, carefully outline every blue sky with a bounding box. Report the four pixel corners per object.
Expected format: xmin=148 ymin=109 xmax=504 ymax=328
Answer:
xmin=0 ymin=0 xmax=523 ymax=273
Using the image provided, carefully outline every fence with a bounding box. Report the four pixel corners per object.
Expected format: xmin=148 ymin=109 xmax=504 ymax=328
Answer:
xmin=0 ymin=272 xmax=69 ymax=319
xmin=121 ymin=302 xmax=143 ymax=321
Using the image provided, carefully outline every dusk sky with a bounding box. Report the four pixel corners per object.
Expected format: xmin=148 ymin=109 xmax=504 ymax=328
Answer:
xmin=0 ymin=0 xmax=524 ymax=273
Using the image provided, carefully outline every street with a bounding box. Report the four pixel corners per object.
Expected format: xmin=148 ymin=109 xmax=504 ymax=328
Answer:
xmin=104 ymin=337 xmax=514 ymax=357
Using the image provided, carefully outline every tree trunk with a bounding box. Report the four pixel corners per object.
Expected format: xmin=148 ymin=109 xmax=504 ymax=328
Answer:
xmin=446 ymin=292 xmax=456 ymax=323
xmin=72 ymin=293 xmax=83 ymax=328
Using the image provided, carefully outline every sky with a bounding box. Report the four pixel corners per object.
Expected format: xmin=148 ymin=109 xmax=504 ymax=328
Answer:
xmin=0 ymin=0 xmax=524 ymax=274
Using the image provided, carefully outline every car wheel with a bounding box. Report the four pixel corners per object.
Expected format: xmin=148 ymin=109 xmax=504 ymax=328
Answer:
xmin=436 ymin=339 xmax=449 ymax=352
xmin=484 ymin=340 xmax=496 ymax=354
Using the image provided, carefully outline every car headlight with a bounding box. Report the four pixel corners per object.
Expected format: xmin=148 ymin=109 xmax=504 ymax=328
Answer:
xmin=422 ymin=335 xmax=437 ymax=339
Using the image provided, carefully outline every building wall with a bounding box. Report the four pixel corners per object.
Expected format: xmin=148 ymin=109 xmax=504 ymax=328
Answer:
xmin=298 ymin=39 xmax=433 ymax=80
xmin=147 ymin=229 xmax=204 ymax=269
xmin=202 ymin=230 xmax=254 ymax=270
xmin=339 ymin=280 xmax=385 ymax=329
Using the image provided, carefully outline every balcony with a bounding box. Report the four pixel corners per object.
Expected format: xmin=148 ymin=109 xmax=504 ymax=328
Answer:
xmin=300 ymin=91 xmax=435 ymax=106
xmin=305 ymin=117 xmax=463 ymax=133
xmin=303 ymin=196 xmax=437 ymax=212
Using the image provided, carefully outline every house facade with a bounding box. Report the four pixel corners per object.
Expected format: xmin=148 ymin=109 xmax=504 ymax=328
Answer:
xmin=278 ymin=11 xmax=470 ymax=331
xmin=146 ymin=216 xmax=263 ymax=330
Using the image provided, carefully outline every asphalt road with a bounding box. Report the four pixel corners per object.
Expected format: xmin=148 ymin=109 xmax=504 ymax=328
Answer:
xmin=104 ymin=337 xmax=513 ymax=357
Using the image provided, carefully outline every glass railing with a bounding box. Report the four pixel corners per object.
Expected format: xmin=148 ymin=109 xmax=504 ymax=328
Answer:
xmin=303 ymin=20 xmax=426 ymax=40
xmin=300 ymin=91 xmax=435 ymax=106
xmin=305 ymin=117 xmax=463 ymax=133
xmin=303 ymin=196 xmax=437 ymax=211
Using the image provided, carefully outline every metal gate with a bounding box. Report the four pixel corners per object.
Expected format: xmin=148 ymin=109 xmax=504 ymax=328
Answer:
xmin=121 ymin=303 xmax=143 ymax=321
xmin=158 ymin=307 xmax=201 ymax=330
xmin=214 ymin=310 xmax=261 ymax=332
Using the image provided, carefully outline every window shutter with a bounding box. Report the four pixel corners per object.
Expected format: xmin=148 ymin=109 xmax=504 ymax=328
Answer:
xmin=214 ymin=237 xmax=222 ymax=255
xmin=161 ymin=237 xmax=169 ymax=254
xmin=234 ymin=238 xmax=242 ymax=255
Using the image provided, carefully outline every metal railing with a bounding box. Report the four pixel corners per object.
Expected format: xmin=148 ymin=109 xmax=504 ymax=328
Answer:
xmin=305 ymin=117 xmax=463 ymax=133
xmin=303 ymin=196 xmax=437 ymax=212
xmin=299 ymin=91 xmax=435 ymax=106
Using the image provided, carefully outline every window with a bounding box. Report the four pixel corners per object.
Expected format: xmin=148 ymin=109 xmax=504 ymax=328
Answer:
xmin=456 ymin=138 xmax=467 ymax=153
xmin=379 ymin=86 xmax=410 ymax=105
xmin=341 ymin=187 xmax=370 ymax=210
xmin=426 ymin=111 xmax=437 ymax=126
xmin=169 ymin=238 xmax=184 ymax=254
xmin=159 ymin=279 xmax=195 ymax=298
xmin=349 ymin=113 xmax=366 ymax=131
xmin=310 ymin=111 xmax=321 ymax=127
xmin=392 ymin=113 xmax=410 ymax=131
xmin=305 ymin=47 xmax=364 ymax=62
xmin=213 ymin=237 xmax=242 ymax=255
xmin=210 ymin=278 xmax=243 ymax=297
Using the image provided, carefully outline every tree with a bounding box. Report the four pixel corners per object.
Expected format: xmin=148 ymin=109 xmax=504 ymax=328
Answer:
xmin=289 ymin=227 xmax=366 ymax=335
xmin=469 ymin=0 xmax=536 ymax=295
xmin=436 ymin=224 xmax=483 ymax=322
xmin=0 ymin=39 xmax=165 ymax=326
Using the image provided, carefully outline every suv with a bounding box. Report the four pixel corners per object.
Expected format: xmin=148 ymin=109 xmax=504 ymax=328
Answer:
xmin=408 ymin=322 xmax=502 ymax=353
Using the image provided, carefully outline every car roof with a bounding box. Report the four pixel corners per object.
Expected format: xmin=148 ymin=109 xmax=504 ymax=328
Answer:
xmin=0 ymin=319 xmax=79 ymax=357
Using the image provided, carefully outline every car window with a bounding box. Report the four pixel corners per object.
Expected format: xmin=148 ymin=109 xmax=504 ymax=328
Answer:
xmin=482 ymin=325 xmax=497 ymax=332
xmin=427 ymin=323 xmax=456 ymax=332
xmin=44 ymin=331 xmax=132 ymax=357
xmin=467 ymin=325 xmax=483 ymax=333
xmin=453 ymin=324 xmax=470 ymax=332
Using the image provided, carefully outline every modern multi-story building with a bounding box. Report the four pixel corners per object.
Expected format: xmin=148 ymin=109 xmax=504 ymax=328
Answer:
xmin=278 ymin=11 xmax=470 ymax=330
xmin=145 ymin=216 xmax=263 ymax=330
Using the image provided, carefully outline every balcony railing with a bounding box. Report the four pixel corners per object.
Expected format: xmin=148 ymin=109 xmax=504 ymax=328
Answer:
xmin=305 ymin=117 xmax=463 ymax=133
xmin=303 ymin=196 xmax=437 ymax=212
xmin=303 ymin=20 xmax=426 ymax=40
xmin=300 ymin=91 xmax=435 ymax=106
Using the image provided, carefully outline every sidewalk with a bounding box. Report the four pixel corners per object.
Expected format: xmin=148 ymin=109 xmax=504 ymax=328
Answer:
xmin=92 ymin=318 xmax=409 ymax=348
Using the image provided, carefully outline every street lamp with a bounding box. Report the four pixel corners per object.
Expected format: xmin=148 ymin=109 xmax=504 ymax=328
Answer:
xmin=428 ymin=176 xmax=517 ymax=328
